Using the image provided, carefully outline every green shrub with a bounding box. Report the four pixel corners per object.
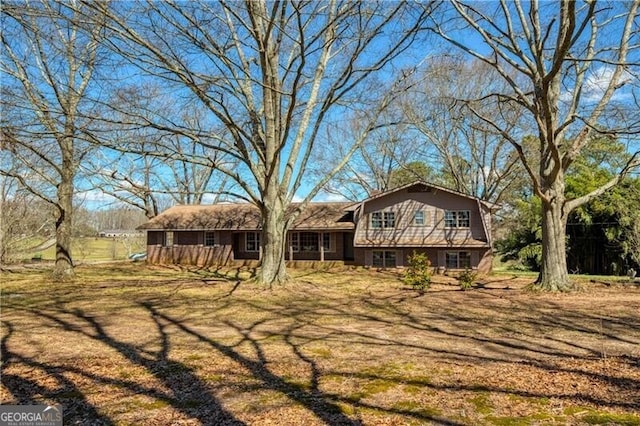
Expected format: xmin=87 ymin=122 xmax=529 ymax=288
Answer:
xmin=404 ymin=251 xmax=432 ymax=291
xmin=458 ymin=267 xmax=477 ymax=290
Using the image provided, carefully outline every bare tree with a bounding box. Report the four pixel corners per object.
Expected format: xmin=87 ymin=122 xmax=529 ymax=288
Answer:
xmin=430 ymin=1 xmax=640 ymax=290
xmin=84 ymin=84 xmax=238 ymax=217
xmin=1 ymin=0 xmax=105 ymax=279
xmin=403 ymin=56 xmax=527 ymax=205
xmin=0 ymin=174 xmax=55 ymax=264
xmin=86 ymin=137 xmax=234 ymax=219
xmin=83 ymin=1 xmax=434 ymax=285
xmin=316 ymin=105 xmax=423 ymax=201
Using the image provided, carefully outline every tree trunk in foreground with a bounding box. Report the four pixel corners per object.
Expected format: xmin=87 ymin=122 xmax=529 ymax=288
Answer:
xmin=53 ymin=141 xmax=75 ymax=280
xmin=537 ymin=198 xmax=571 ymax=290
xmin=536 ymin=175 xmax=571 ymax=291
xmin=258 ymin=197 xmax=289 ymax=286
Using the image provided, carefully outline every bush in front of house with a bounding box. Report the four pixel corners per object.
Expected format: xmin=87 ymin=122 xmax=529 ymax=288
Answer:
xmin=404 ymin=251 xmax=432 ymax=291
xmin=457 ymin=267 xmax=478 ymax=291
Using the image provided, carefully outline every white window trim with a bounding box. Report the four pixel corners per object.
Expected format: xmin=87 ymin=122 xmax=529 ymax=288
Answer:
xmin=289 ymin=232 xmax=300 ymax=252
xmin=444 ymin=210 xmax=470 ymax=228
xmin=372 ymin=250 xmax=397 ymax=268
xmin=371 ymin=212 xmax=383 ymax=229
xmin=288 ymin=232 xmax=334 ymax=253
xmin=322 ymin=232 xmax=334 ymax=253
xmin=245 ymin=231 xmax=261 ymax=252
xmin=445 ymin=251 xmax=472 ymax=269
xmin=204 ymin=231 xmax=216 ymax=247
xmin=413 ymin=210 xmax=425 ymax=226
xmin=164 ymin=231 xmax=174 ymax=247
xmin=371 ymin=211 xmax=396 ymax=229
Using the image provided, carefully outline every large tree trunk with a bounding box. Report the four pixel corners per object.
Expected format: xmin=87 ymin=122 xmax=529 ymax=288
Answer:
xmin=536 ymin=182 xmax=571 ymax=291
xmin=258 ymin=196 xmax=288 ymax=286
xmin=53 ymin=142 xmax=75 ymax=280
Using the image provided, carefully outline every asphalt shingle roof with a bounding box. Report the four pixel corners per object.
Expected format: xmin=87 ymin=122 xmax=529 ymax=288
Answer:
xmin=137 ymin=202 xmax=356 ymax=231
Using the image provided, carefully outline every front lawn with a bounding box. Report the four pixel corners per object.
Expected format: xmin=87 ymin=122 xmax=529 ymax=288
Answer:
xmin=1 ymin=264 xmax=639 ymax=425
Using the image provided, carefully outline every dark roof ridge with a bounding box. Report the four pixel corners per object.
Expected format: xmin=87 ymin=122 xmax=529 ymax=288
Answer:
xmin=360 ymin=180 xmax=497 ymax=208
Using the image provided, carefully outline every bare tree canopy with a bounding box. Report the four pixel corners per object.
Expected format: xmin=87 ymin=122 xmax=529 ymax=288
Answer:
xmin=429 ymin=0 xmax=640 ymax=290
xmin=403 ymin=56 xmax=526 ymax=204
xmin=80 ymin=0 xmax=434 ymax=284
xmin=1 ymin=0 xmax=106 ymax=279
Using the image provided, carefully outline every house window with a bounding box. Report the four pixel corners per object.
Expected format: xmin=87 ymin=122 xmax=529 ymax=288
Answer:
xmin=322 ymin=233 xmax=332 ymax=252
xmin=245 ymin=232 xmax=260 ymax=252
xmin=371 ymin=212 xmax=383 ymax=228
xmin=164 ymin=231 xmax=174 ymax=247
xmin=289 ymin=232 xmax=300 ymax=252
xmin=300 ymin=232 xmax=318 ymax=252
xmin=413 ymin=210 xmax=425 ymax=226
xmin=446 ymin=251 xmax=471 ymax=269
xmin=204 ymin=231 xmax=216 ymax=247
xmin=384 ymin=212 xmax=396 ymax=228
xmin=444 ymin=210 xmax=470 ymax=228
xmin=371 ymin=212 xmax=395 ymax=229
xmin=372 ymin=250 xmax=396 ymax=268
xmin=289 ymin=232 xmax=333 ymax=252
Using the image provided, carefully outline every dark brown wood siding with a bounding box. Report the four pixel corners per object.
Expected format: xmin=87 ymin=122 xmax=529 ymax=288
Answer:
xmin=175 ymin=231 xmax=201 ymax=245
xmin=147 ymin=231 xmax=163 ymax=245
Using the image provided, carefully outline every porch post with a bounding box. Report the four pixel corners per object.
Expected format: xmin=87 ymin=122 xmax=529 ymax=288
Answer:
xmin=320 ymin=233 xmax=325 ymax=262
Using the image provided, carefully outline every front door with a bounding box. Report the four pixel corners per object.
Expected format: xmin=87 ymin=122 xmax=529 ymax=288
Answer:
xmin=343 ymin=232 xmax=355 ymax=261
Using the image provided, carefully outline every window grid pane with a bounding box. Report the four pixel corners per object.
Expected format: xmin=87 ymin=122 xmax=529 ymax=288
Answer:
xmin=372 ymin=250 xmax=396 ymax=268
xmin=445 ymin=252 xmax=458 ymax=268
xmin=445 ymin=251 xmax=472 ymax=268
xmin=371 ymin=212 xmax=383 ymax=228
xmin=290 ymin=233 xmax=300 ymax=252
xmin=460 ymin=252 xmax=471 ymax=268
xmin=372 ymin=251 xmax=384 ymax=267
xmin=413 ymin=211 xmax=425 ymax=225
xmin=445 ymin=210 xmax=470 ymax=228
xmin=458 ymin=211 xmax=470 ymax=227
xmin=300 ymin=232 xmax=318 ymax=252
xmin=322 ymin=233 xmax=331 ymax=251
xmin=372 ymin=212 xmax=396 ymax=228
xmin=384 ymin=212 xmax=395 ymax=228
xmin=165 ymin=231 xmax=174 ymax=247
xmin=384 ymin=251 xmax=396 ymax=268
xmin=205 ymin=231 xmax=216 ymax=246
xmin=246 ymin=232 xmax=260 ymax=252
xmin=445 ymin=211 xmax=456 ymax=227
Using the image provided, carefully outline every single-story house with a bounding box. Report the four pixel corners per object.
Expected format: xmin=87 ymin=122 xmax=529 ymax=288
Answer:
xmin=98 ymin=229 xmax=144 ymax=238
xmin=137 ymin=181 xmax=495 ymax=272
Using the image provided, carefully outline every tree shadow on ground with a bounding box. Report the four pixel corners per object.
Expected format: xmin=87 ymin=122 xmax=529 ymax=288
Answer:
xmin=2 ymin=305 xmax=244 ymax=425
xmin=2 ymin=281 xmax=639 ymax=424
xmin=1 ymin=322 xmax=114 ymax=425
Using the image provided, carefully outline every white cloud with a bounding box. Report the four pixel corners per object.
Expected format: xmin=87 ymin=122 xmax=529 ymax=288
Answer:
xmin=563 ymin=66 xmax=634 ymax=103
xmin=201 ymin=193 xmax=217 ymax=204
xmin=76 ymin=189 xmax=115 ymax=203
xmin=314 ymin=192 xmax=349 ymax=202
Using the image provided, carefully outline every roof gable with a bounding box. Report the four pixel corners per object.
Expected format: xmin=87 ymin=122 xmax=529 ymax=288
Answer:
xmin=361 ymin=181 xmax=495 ymax=209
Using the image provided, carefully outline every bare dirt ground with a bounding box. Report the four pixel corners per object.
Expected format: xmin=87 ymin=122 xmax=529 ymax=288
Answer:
xmin=1 ymin=264 xmax=639 ymax=425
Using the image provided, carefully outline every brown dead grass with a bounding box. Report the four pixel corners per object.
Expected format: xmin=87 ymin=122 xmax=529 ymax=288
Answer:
xmin=1 ymin=263 xmax=639 ymax=425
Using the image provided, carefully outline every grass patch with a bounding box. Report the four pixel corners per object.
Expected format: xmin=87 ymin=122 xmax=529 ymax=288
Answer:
xmin=469 ymin=393 xmax=494 ymax=415
xmin=582 ymin=412 xmax=640 ymax=425
xmin=392 ymin=401 xmax=442 ymax=418
xmin=16 ymin=236 xmax=147 ymax=262
xmin=129 ymin=399 xmax=170 ymax=410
